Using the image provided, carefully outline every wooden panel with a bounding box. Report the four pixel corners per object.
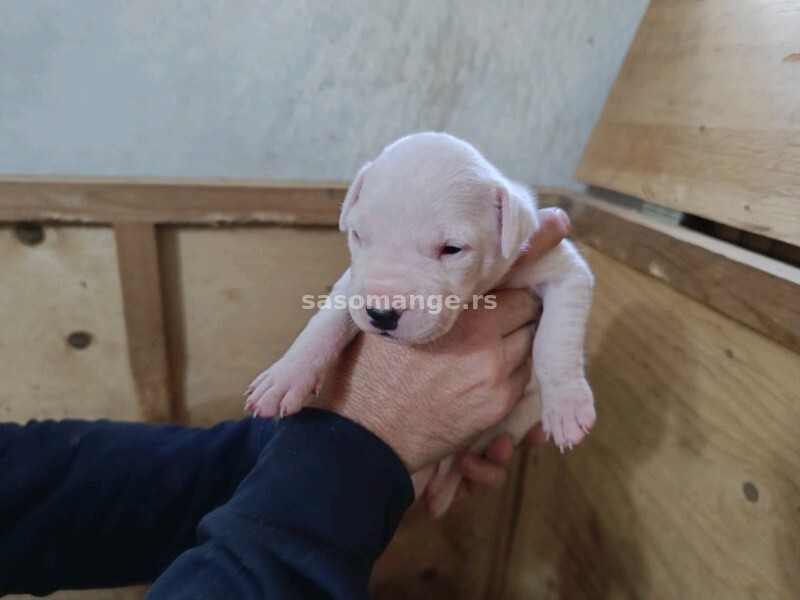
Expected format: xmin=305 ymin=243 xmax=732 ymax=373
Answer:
xmin=576 ymin=0 xmax=800 ymax=245
xmin=504 ymin=248 xmax=800 ymax=599
xmin=536 ymin=189 xmax=800 ymax=353
xmin=163 ymin=226 xmax=351 ymax=425
xmin=114 ymin=223 xmax=173 ymax=422
xmin=0 ymin=178 xmax=344 ymax=225
xmin=6 ymin=586 xmax=147 ymax=600
xmin=0 ymin=224 xmax=140 ymax=421
xmin=372 ymin=462 xmax=524 ymax=600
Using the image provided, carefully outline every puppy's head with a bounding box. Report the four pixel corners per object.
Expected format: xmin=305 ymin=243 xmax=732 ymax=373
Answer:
xmin=339 ymin=132 xmax=538 ymax=344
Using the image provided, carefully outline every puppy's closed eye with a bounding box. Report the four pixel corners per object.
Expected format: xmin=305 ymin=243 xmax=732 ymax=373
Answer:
xmin=441 ymin=245 xmax=462 ymax=256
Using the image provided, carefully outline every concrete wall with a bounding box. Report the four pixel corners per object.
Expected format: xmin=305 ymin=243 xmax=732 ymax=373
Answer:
xmin=0 ymin=0 xmax=647 ymax=186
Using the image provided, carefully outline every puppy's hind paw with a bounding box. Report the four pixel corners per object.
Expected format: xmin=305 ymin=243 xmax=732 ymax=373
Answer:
xmin=542 ymin=378 xmax=596 ymax=451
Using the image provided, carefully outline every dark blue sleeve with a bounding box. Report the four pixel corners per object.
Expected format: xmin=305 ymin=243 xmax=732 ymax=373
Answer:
xmin=0 ymin=416 xmax=276 ymax=595
xmin=147 ymin=408 xmax=414 ymax=600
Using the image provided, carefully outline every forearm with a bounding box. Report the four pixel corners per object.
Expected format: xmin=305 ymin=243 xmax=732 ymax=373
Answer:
xmin=148 ymin=408 xmax=414 ymax=600
xmin=0 ymin=417 xmax=275 ymax=595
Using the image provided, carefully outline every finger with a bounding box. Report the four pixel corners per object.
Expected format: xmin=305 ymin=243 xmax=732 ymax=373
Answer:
xmin=484 ymin=434 xmax=514 ymax=464
xmin=501 ymin=324 xmax=534 ymax=375
xmin=511 ymin=208 xmax=570 ymax=275
xmin=528 ymin=207 xmax=570 ymax=258
xmin=491 ymin=289 xmax=541 ymax=336
xmin=460 ymin=453 xmax=508 ymax=489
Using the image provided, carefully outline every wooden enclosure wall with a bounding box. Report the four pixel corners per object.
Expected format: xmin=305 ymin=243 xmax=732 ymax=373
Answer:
xmin=506 ymin=247 xmax=800 ymax=599
xmin=1 ymin=180 xmax=798 ymax=599
xmin=576 ymin=0 xmax=800 ymax=246
xmin=165 ymin=226 xmax=350 ymax=425
xmin=0 ymin=224 xmax=140 ymax=422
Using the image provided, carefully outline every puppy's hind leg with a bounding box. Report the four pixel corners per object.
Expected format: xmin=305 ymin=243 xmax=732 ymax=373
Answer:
xmin=514 ymin=241 xmax=595 ymax=450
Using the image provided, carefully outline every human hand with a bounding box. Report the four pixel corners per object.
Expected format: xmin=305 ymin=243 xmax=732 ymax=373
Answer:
xmin=453 ymin=423 xmax=548 ymax=504
xmin=315 ymin=208 xmax=570 ymax=473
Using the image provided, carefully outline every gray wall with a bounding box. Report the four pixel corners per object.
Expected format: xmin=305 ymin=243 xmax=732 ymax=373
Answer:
xmin=0 ymin=0 xmax=647 ymax=186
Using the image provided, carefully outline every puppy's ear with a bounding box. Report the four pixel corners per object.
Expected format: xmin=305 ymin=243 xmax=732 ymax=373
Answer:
xmin=339 ymin=162 xmax=372 ymax=232
xmin=497 ymin=182 xmax=539 ymax=258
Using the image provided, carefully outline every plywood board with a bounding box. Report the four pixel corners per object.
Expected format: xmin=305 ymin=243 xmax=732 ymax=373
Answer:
xmin=6 ymin=586 xmax=148 ymax=600
xmin=163 ymin=226 xmax=351 ymax=425
xmin=0 ymin=225 xmax=140 ymax=421
xmin=576 ymin=0 xmax=800 ymax=245
xmin=504 ymin=248 xmax=800 ymax=599
xmin=114 ymin=223 xmax=173 ymax=422
xmin=0 ymin=178 xmax=344 ymax=225
xmin=371 ymin=465 xmax=523 ymax=600
xmin=537 ymin=189 xmax=800 ymax=353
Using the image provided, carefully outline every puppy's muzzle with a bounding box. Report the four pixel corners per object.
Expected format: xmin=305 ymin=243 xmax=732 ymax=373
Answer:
xmin=366 ymin=307 xmax=401 ymax=331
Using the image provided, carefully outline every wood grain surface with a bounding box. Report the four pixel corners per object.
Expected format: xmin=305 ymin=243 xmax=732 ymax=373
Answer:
xmin=0 ymin=224 xmax=140 ymax=422
xmin=504 ymin=247 xmax=800 ymax=599
xmin=538 ymin=189 xmax=800 ymax=353
xmin=0 ymin=177 xmax=344 ymax=225
xmin=576 ymin=0 xmax=800 ymax=245
xmin=114 ymin=223 xmax=174 ymax=422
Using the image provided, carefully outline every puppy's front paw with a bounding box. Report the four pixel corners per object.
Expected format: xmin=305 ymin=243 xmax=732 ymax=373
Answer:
xmin=245 ymin=357 xmax=322 ymax=419
xmin=541 ymin=378 xmax=595 ymax=451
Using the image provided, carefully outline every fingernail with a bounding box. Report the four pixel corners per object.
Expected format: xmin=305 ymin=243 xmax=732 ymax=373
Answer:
xmin=552 ymin=207 xmax=571 ymax=233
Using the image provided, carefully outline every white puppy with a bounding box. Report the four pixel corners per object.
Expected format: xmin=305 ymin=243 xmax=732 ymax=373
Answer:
xmin=246 ymin=132 xmax=595 ymax=517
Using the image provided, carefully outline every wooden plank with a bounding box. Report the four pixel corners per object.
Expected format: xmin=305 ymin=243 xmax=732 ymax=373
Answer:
xmin=166 ymin=226 xmax=351 ymax=425
xmin=372 ymin=464 xmax=524 ymax=600
xmin=576 ymin=0 xmax=800 ymax=245
xmin=0 ymin=178 xmax=345 ymax=225
xmin=504 ymin=247 xmax=800 ymax=599
xmin=113 ymin=223 xmax=173 ymax=423
xmin=535 ymin=188 xmax=800 ymax=353
xmin=0 ymin=224 xmax=141 ymax=421
xmin=7 ymin=586 xmax=147 ymax=600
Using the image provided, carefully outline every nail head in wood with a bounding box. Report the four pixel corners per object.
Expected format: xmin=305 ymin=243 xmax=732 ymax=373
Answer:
xmin=15 ymin=222 xmax=45 ymax=246
xmin=67 ymin=331 xmax=93 ymax=350
xmin=742 ymin=481 xmax=759 ymax=503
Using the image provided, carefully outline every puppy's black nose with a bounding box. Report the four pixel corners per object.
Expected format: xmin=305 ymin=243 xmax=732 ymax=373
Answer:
xmin=366 ymin=307 xmax=400 ymax=331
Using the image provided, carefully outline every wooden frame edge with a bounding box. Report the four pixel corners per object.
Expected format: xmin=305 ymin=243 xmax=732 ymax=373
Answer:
xmin=0 ymin=178 xmax=347 ymax=225
xmin=113 ymin=222 xmax=174 ymax=422
xmin=535 ymin=187 xmax=800 ymax=353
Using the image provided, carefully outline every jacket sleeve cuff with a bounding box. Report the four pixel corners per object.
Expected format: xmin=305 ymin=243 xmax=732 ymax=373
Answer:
xmin=153 ymin=408 xmax=414 ymax=598
xmin=232 ymin=407 xmax=415 ymax=558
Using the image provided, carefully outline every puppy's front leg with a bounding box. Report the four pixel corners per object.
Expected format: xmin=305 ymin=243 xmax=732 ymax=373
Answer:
xmin=509 ymin=240 xmax=596 ymax=450
xmin=246 ymin=269 xmax=358 ymax=418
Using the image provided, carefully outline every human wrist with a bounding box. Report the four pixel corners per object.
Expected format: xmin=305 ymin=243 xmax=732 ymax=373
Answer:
xmin=324 ymin=390 xmax=426 ymax=473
